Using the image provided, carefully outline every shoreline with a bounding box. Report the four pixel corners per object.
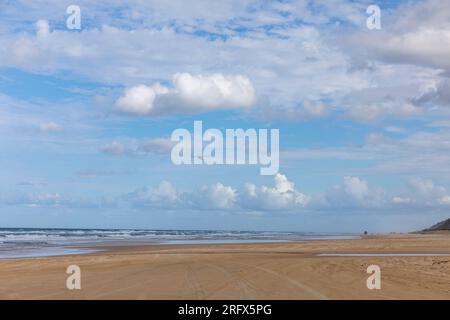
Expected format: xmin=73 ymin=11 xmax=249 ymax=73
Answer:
xmin=1 ymin=233 xmax=450 ymax=299
xmin=0 ymin=234 xmax=362 ymax=260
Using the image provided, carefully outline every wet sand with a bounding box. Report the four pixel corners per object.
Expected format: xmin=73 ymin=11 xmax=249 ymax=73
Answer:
xmin=1 ymin=233 xmax=450 ymax=299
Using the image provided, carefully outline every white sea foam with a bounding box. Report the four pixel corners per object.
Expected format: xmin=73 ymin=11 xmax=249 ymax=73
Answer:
xmin=0 ymin=228 xmax=359 ymax=259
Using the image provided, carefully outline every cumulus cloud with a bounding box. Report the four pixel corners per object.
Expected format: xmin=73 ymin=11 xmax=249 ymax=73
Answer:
xmin=115 ymin=84 xmax=169 ymax=115
xmin=409 ymin=178 xmax=447 ymax=199
xmin=311 ymin=175 xmax=450 ymax=210
xmin=241 ymin=173 xmax=310 ymax=211
xmin=115 ymin=73 xmax=256 ymax=116
xmin=125 ymin=173 xmax=308 ymax=212
xmin=126 ymin=181 xmax=180 ymax=208
xmin=173 ymin=73 xmax=256 ymax=109
xmin=343 ymin=176 xmax=369 ymax=201
xmin=4 ymin=173 xmax=450 ymax=214
xmin=323 ymin=176 xmax=386 ymax=209
xmin=389 ymin=178 xmax=450 ymax=208
xmin=122 ymin=174 xmax=450 ymax=213
xmin=198 ymin=183 xmax=237 ymax=209
xmin=126 ymin=180 xmax=237 ymax=210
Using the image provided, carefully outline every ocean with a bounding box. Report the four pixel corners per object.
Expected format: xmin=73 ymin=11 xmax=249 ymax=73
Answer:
xmin=0 ymin=228 xmax=359 ymax=259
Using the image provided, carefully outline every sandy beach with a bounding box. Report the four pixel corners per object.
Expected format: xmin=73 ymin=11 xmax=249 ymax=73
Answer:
xmin=1 ymin=233 xmax=450 ymax=300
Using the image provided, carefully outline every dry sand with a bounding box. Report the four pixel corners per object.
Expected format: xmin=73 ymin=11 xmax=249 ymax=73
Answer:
xmin=1 ymin=233 xmax=450 ymax=300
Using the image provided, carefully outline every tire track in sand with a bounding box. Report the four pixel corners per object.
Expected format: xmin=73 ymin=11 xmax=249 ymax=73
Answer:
xmin=184 ymin=264 xmax=207 ymax=299
xmin=231 ymin=261 xmax=329 ymax=300
xmin=203 ymin=261 xmax=257 ymax=299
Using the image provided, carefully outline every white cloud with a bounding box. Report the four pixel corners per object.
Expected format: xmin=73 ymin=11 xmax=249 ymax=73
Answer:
xmin=126 ymin=180 xmax=239 ymax=210
xmin=173 ymin=73 xmax=256 ymax=109
xmin=5 ymin=172 xmax=450 ymax=214
xmin=322 ymin=176 xmax=386 ymax=209
xmin=0 ymin=191 xmax=98 ymax=208
xmin=283 ymin=129 xmax=450 ymax=177
xmin=39 ymin=122 xmax=64 ymax=133
xmin=124 ymin=181 xmax=182 ymax=208
xmin=199 ymin=183 xmax=237 ymax=209
xmin=242 ymin=173 xmax=310 ymax=210
xmin=341 ymin=0 xmax=450 ymax=73
xmin=392 ymin=196 xmax=412 ymax=204
xmin=99 ymin=138 xmax=174 ymax=156
xmin=389 ymin=178 xmax=450 ymax=208
xmin=98 ymin=141 xmax=128 ymax=156
xmin=138 ymin=138 xmax=176 ymax=154
xmin=115 ymin=73 xmax=256 ymax=116
xmin=274 ymin=173 xmax=294 ymax=193
xmin=256 ymin=99 xmax=329 ymax=121
xmin=36 ymin=19 xmax=49 ymax=38
xmin=1 ymin=1 xmax=448 ymax=123
xmin=384 ymin=126 xmax=407 ymax=134
xmin=366 ymin=28 xmax=450 ymax=72
xmin=126 ymin=173 xmax=308 ymax=212
xmin=346 ymin=101 xmax=423 ymax=122
xmin=343 ymin=176 xmax=369 ymax=201
xmin=409 ymin=178 xmax=447 ymax=199
xmin=0 ymin=11 xmax=362 ymax=121
xmin=415 ymin=79 xmax=450 ymax=108
xmin=115 ymin=84 xmax=169 ymax=115
xmin=131 ymin=180 xmax=180 ymax=206
xmin=124 ymin=173 xmax=450 ymax=213
xmin=439 ymin=196 xmax=450 ymax=205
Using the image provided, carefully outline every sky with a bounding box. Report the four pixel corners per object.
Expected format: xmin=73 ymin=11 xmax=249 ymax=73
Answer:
xmin=1 ymin=0 xmax=450 ymax=232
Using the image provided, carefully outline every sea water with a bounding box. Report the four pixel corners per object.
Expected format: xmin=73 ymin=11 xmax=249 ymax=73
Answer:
xmin=0 ymin=228 xmax=359 ymax=259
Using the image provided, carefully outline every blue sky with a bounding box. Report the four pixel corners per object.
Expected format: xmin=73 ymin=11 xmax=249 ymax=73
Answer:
xmin=1 ymin=0 xmax=450 ymax=232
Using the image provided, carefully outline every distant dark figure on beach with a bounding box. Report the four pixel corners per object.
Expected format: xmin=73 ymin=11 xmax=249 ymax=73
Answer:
xmin=364 ymin=231 xmax=368 ymax=235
